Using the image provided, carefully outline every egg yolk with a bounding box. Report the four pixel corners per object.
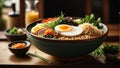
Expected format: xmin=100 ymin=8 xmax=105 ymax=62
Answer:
xmin=32 ymin=27 xmax=40 ymax=33
xmin=58 ymin=25 xmax=72 ymax=32
xmin=31 ymin=24 xmax=44 ymax=33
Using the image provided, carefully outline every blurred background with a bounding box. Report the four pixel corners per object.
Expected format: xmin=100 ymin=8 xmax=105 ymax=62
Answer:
xmin=0 ymin=0 xmax=119 ymax=41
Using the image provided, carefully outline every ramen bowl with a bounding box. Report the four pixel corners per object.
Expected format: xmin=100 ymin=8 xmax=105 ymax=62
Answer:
xmin=26 ymin=20 xmax=108 ymax=58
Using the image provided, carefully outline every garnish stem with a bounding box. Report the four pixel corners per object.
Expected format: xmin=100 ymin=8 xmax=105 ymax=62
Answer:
xmin=28 ymin=52 xmax=52 ymax=64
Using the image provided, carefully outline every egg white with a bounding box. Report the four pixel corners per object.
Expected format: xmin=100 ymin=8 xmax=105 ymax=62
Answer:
xmin=55 ymin=25 xmax=83 ymax=36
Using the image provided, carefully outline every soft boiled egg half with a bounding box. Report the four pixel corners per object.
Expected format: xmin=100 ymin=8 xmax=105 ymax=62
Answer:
xmin=31 ymin=24 xmax=44 ymax=33
xmin=55 ymin=24 xmax=83 ymax=36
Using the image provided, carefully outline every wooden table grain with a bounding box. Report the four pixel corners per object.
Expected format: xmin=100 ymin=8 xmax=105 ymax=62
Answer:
xmin=0 ymin=41 xmax=120 ymax=68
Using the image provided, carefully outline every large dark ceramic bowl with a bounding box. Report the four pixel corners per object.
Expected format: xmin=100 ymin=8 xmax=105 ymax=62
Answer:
xmin=26 ymin=20 xmax=108 ymax=58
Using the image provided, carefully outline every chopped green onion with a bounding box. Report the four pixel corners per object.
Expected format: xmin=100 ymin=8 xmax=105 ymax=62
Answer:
xmin=28 ymin=52 xmax=52 ymax=64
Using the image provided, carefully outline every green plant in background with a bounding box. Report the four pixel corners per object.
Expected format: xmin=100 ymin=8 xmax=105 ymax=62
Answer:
xmin=0 ymin=0 xmax=4 ymax=8
xmin=0 ymin=0 xmax=5 ymax=30
xmin=0 ymin=0 xmax=5 ymax=17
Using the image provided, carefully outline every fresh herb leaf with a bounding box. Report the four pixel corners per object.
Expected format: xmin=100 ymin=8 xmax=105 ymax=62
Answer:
xmin=74 ymin=14 xmax=103 ymax=29
xmin=8 ymin=27 xmax=18 ymax=34
xmin=102 ymin=43 xmax=119 ymax=54
xmin=42 ymin=12 xmax=65 ymax=29
xmin=92 ymin=43 xmax=120 ymax=57
xmin=91 ymin=46 xmax=104 ymax=57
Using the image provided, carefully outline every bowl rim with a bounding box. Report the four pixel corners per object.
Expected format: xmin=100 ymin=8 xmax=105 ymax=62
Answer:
xmin=8 ymin=40 xmax=31 ymax=49
xmin=25 ymin=19 xmax=109 ymax=42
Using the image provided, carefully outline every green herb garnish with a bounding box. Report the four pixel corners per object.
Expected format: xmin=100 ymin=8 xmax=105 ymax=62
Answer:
xmin=8 ymin=27 xmax=18 ymax=34
xmin=42 ymin=12 xmax=64 ymax=29
xmin=43 ymin=35 xmax=54 ymax=38
xmin=91 ymin=46 xmax=104 ymax=57
xmin=102 ymin=43 xmax=119 ymax=54
xmin=74 ymin=14 xmax=103 ymax=29
xmin=91 ymin=43 xmax=120 ymax=57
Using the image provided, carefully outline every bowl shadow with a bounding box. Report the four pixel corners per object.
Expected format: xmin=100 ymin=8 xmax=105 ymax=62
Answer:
xmin=9 ymin=54 xmax=32 ymax=63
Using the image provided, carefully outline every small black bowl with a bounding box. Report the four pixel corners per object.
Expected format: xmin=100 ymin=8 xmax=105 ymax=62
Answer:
xmin=8 ymin=40 xmax=31 ymax=57
xmin=5 ymin=28 xmax=27 ymax=41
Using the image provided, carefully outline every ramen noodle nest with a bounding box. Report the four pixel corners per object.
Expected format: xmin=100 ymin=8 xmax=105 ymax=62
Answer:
xmin=57 ymin=23 xmax=104 ymax=40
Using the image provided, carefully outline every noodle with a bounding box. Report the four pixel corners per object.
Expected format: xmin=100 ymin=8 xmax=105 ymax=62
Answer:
xmin=56 ymin=23 xmax=104 ymax=40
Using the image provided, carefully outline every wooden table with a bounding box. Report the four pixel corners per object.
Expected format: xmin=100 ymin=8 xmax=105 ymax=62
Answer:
xmin=0 ymin=41 xmax=120 ymax=68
